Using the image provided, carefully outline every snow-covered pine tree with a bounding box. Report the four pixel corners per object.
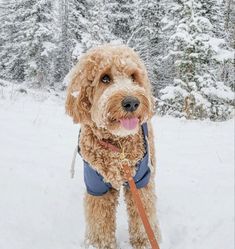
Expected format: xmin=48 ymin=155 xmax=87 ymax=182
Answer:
xmin=127 ymin=0 xmax=163 ymax=96
xmin=196 ymin=0 xmax=225 ymax=37
xmin=155 ymin=0 xmax=183 ymax=96
xmin=68 ymin=0 xmax=86 ymax=44
xmin=53 ymin=0 xmax=71 ymax=84
xmin=105 ymin=0 xmax=136 ymax=43
xmin=80 ymin=0 xmax=117 ymax=50
xmin=224 ymin=0 xmax=235 ymax=49
xmin=157 ymin=0 xmax=234 ymax=121
xmin=55 ymin=0 xmax=106 ymax=83
xmin=0 ymin=0 xmax=56 ymax=86
xmin=68 ymin=0 xmax=88 ymax=63
xmin=193 ymin=0 xmax=234 ymax=93
xmin=0 ymin=1 xmax=29 ymax=81
xmin=24 ymin=0 xmax=57 ymax=87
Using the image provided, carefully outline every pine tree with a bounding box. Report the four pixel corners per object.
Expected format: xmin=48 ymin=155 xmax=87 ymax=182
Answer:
xmin=0 ymin=1 xmax=29 ymax=81
xmin=25 ymin=0 xmax=57 ymax=87
xmin=196 ymin=0 xmax=225 ymax=37
xmin=0 ymin=0 xmax=56 ymax=86
xmin=80 ymin=0 xmax=117 ymax=50
xmin=132 ymin=0 xmax=164 ymax=95
xmin=53 ymin=0 xmax=71 ymax=83
xmin=54 ymin=0 xmax=92 ymax=83
xmin=157 ymin=0 xmax=234 ymax=121
xmin=105 ymin=0 xmax=136 ymax=43
xmin=224 ymin=0 xmax=235 ymax=49
xmin=155 ymin=0 xmax=183 ymax=95
xmin=68 ymin=0 xmax=87 ymax=63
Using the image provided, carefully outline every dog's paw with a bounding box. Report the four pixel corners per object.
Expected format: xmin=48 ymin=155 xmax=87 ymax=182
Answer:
xmin=85 ymin=237 xmax=117 ymax=249
xmin=130 ymin=233 xmax=161 ymax=249
xmin=130 ymin=237 xmax=150 ymax=249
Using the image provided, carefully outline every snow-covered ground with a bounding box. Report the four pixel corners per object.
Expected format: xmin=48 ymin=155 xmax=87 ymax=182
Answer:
xmin=0 ymin=85 xmax=234 ymax=249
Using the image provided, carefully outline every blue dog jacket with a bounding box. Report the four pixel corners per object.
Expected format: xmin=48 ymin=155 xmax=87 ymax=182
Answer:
xmin=79 ymin=123 xmax=151 ymax=196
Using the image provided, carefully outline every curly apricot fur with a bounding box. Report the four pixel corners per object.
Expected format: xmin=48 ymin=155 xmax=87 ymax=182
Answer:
xmin=65 ymin=44 xmax=161 ymax=249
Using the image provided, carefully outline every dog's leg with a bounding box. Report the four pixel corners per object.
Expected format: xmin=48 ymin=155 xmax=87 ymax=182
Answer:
xmin=124 ymin=181 xmax=161 ymax=249
xmin=84 ymin=189 xmax=119 ymax=249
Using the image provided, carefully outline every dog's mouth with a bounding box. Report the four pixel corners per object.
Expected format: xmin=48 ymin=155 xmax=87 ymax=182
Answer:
xmin=119 ymin=117 xmax=139 ymax=130
xmin=108 ymin=116 xmax=140 ymax=130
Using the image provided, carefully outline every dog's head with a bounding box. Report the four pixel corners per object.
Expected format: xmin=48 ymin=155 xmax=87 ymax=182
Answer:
xmin=66 ymin=45 xmax=155 ymax=137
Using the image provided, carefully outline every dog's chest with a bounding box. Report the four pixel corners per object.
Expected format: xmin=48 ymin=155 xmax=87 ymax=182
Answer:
xmin=79 ymin=129 xmax=146 ymax=172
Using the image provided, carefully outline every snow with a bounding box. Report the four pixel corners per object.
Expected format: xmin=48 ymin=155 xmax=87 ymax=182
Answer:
xmin=160 ymin=84 xmax=188 ymax=100
xmin=0 ymin=88 xmax=234 ymax=249
xmin=201 ymin=83 xmax=234 ymax=101
xmin=208 ymin=37 xmax=234 ymax=61
xmin=71 ymin=91 xmax=79 ymax=98
xmin=170 ymin=30 xmax=191 ymax=44
xmin=72 ymin=43 xmax=84 ymax=62
xmin=63 ymin=73 xmax=71 ymax=87
xmin=42 ymin=41 xmax=57 ymax=56
xmin=162 ymin=20 xmax=175 ymax=31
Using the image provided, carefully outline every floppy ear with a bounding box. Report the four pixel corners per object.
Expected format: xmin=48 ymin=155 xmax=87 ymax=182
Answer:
xmin=65 ymin=63 xmax=93 ymax=124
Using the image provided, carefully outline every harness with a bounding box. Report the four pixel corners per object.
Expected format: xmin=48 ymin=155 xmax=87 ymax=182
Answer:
xmin=78 ymin=123 xmax=151 ymax=196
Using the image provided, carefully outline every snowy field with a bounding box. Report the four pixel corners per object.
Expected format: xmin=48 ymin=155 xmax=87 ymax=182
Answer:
xmin=0 ymin=85 xmax=234 ymax=249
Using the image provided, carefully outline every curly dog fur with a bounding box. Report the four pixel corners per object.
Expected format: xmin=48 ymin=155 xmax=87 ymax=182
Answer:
xmin=65 ymin=44 xmax=161 ymax=249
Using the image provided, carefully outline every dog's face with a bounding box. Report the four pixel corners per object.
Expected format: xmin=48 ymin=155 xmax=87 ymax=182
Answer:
xmin=66 ymin=45 xmax=155 ymax=137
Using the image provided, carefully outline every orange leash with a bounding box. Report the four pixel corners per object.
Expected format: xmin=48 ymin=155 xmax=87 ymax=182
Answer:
xmin=98 ymin=140 xmax=160 ymax=249
xmin=122 ymin=163 xmax=160 ymax=249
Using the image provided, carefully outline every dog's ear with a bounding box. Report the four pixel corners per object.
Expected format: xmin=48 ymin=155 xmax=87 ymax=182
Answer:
xmin=65 ymin=63 xmax=93 ymax=124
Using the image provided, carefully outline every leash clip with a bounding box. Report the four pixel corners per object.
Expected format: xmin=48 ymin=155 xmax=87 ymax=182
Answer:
xmin=118 ymin=141 xmax=128 ymax=162
xmin=118 ymin=142 xmax=131 ymax=180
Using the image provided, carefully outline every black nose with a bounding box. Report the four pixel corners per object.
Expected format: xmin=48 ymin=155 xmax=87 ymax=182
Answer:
xmin=122 ymin=96 xmax=140 ymax=112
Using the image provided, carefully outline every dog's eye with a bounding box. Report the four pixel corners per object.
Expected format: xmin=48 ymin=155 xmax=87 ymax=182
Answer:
xmin=101 ymin=74 xmax=111 ymax=84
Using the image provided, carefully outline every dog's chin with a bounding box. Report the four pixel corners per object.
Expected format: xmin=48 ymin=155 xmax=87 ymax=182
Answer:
xmin=110 ymin=124 xmax=140 ymax=137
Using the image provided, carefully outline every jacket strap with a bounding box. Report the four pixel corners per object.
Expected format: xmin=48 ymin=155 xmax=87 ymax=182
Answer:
xmin=142 ymin=123 xmax=148 ymax=138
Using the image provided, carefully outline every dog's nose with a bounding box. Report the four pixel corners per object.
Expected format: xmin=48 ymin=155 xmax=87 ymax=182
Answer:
xmin=122 ymin=96 xmax=140 ymax=112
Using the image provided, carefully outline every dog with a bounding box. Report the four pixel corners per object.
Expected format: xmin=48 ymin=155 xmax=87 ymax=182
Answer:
xmin=66 ymin=44 xmax=161 ymax=249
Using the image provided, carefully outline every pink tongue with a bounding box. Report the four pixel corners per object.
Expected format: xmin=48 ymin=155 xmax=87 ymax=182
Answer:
xmin=120 ymin=118 xmax=139 ymax=130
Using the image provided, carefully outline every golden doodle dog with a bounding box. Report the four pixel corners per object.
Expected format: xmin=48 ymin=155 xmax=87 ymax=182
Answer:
xmin=66 ymin=44 xmax=161 ymax=249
